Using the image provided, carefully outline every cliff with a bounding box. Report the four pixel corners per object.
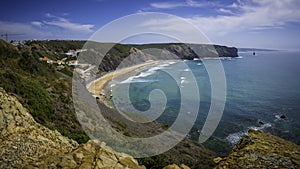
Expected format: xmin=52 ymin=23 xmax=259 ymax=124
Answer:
xmin=0 ymin=87 xmax=145 ymax=168
xmin=131 ymin=43 xmax=238 ymax=58
xmin=214 ymin=129 xmax=300 ymax=169
xmin=96 ymin=43 xmax=238 ymax=72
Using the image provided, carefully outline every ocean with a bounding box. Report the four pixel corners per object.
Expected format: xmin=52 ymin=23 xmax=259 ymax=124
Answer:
xmin=109 ymin=51 xmax=300 ymax=154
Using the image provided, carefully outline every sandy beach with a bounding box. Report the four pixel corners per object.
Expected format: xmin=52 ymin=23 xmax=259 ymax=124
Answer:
xmin=86 ymin=61 xmax=157 ymax=102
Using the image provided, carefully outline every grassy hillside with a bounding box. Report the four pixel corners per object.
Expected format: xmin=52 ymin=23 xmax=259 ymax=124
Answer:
xmin=0 ymin=39 xmax=89 ymax=143
xmin=24 ymin=40 xmax=86 ymax=59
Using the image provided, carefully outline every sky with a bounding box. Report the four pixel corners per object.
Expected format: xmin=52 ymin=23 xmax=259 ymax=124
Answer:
xmin=1 ymin=0 xmax=300 ymax=50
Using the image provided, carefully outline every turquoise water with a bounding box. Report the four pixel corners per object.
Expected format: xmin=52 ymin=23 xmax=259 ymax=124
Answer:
xmin=110 ymin=51 xmax=300 ymax=152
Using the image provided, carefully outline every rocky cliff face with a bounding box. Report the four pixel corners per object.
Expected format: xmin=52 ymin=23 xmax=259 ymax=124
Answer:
xmin=214 ymin=129 xmax=300 ymax=169
xmin=0 ymin=87 xmax=144 ymax=168
xmin=165 ymin=44 xmax=238 ymax=59
xmin=82 ymin=42 xmax=239 ymax=73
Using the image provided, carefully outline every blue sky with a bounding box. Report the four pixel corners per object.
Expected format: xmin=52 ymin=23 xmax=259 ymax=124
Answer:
xmin=1 ymin=0 xmax=300 ymax=49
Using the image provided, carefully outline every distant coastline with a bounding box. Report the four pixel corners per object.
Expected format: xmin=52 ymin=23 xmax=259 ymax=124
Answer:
xmin=238 ymin=47 xmax=280 ymax=52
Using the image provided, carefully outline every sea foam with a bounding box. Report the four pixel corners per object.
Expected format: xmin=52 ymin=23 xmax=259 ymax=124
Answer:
xmin=120 ymin=62 xmax=173 ymax=84
xmin=225 ymin=122 xmax=272 ymax=145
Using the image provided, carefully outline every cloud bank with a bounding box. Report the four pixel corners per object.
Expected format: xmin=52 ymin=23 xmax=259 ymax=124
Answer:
xmin=0 ymin=13 xmax=94 ymax=40
xmin=137 ymin=0 xmax=300 ymax=48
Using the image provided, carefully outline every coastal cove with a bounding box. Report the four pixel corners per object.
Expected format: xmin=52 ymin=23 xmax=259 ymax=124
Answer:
xmin=0 ymin=39 xmax=299 ymax=168
xmin=88 ymin=50 xmax=300 ymax=155
xmin=1 ymin=0 xmax=300 ymax=166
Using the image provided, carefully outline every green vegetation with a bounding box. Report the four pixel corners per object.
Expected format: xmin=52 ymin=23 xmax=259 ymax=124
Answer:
xmin=203 ymin=137 xmax=232 ymax=156
xmin=0 ymin=39 xmax=88 ymax=143
xmin=25 ymin=40 xmax=86 ymax=59
xmin=162 ymin=123 xmax=169 ymax=130
xmin=123 ymin=131 xmax=131 ymax=137
xmin=0 ymin=72 xmax=54 ymax=123
xmin=59 ymin=65 xmax=74 ymax=77
xmin=138 ymin=156 xmax=171 ymax=169
xmin=106 ymin=115 xmax=128 ymax=129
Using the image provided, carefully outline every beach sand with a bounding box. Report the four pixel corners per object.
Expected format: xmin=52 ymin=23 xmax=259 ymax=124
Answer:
xmin=86 ymin=61 xmax=157 ymax=105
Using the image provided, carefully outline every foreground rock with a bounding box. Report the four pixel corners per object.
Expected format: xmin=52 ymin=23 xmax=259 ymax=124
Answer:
xmin=214 ymin=129 xmax=300 ymax=169
xmin=0 ymin=87 xmax=144 ymax=168
xmin=2 ymin=85 xmax=300 ymax=169
xmin=163 ymin=164 xmax=190 ymax=169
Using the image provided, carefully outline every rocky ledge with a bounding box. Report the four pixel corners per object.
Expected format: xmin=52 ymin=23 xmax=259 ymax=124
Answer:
xmin=214 ymin=129 xmax=300 ymax=169
xmin=0 ymin=87 xmax=144 ymax=168
xmin=1 ymin=85 xmax=300 ymax=169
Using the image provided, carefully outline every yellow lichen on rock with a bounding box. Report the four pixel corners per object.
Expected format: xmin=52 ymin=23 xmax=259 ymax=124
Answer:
xmin=215 ymin=129 xmax=300 ymax=169
xmin=163 ymin=164 xmax=191 ymax=169
xmin=213 ymin=157 xmax=223 ymax=164
xmin=0 ymin=87 xmax=145 ymax=169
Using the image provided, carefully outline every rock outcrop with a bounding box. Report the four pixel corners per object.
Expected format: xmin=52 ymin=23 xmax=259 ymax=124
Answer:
xmin=163 ymin=164 xmax=190 ymax=169
xmin=214 ymin=129 xmax=300 ymax=169
xmin=0 ymin=87 xmax=144 ymax=168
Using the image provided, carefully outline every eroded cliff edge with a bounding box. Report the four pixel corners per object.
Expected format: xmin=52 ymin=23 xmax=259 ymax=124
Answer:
xmin=214 ymin=129 xmax=300 ymax=169
xmin=0 ymin=87 xmax=144 ymax=168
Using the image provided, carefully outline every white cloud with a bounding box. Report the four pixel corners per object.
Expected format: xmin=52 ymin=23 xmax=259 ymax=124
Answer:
xmin=0 ymin=13 xmax=95 ymax=40
xmin=218 ymin=8 xmax=234 ymax=15
xmin=145 ymin=0 xmax=300 ymax=38
xmin=230 ymin=2 xmax=239 ymax=8
xmin=186 ymin=0 xmax=206 ymax=7
xmin=135 ymin=0 xmax=300 ymax=48
xmin=150 ymin=2 xmax=186 ymax=9
xmin=134 ymin=15 xmax=210 ymax=44
xmin=0 ymin=21 xmax=51 ymax=40
xmin=43 ymin=13 xmax=94 ymax=33
xmin=190 ymin=0 xmax=300 ymax=35
xmin=139 ymin=17 xmax=195 ymax=32
xmin=45 ymin=13 xmax=55 ymax=18
xmin=150 ymin=0 xmax=208 ymax=9
xmin=44 ymin=19 xmax=94 ymax=33
xmin=31 ymin=21 xmax=43 ymax=27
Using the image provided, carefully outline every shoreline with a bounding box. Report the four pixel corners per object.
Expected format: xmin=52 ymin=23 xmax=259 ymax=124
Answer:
xmin=86 ymin=61 xmax=158 ymax=104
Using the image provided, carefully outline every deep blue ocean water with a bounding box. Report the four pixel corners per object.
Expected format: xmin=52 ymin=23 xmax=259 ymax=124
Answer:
xmin=110 ymin=51 xmax=300 ymax=153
